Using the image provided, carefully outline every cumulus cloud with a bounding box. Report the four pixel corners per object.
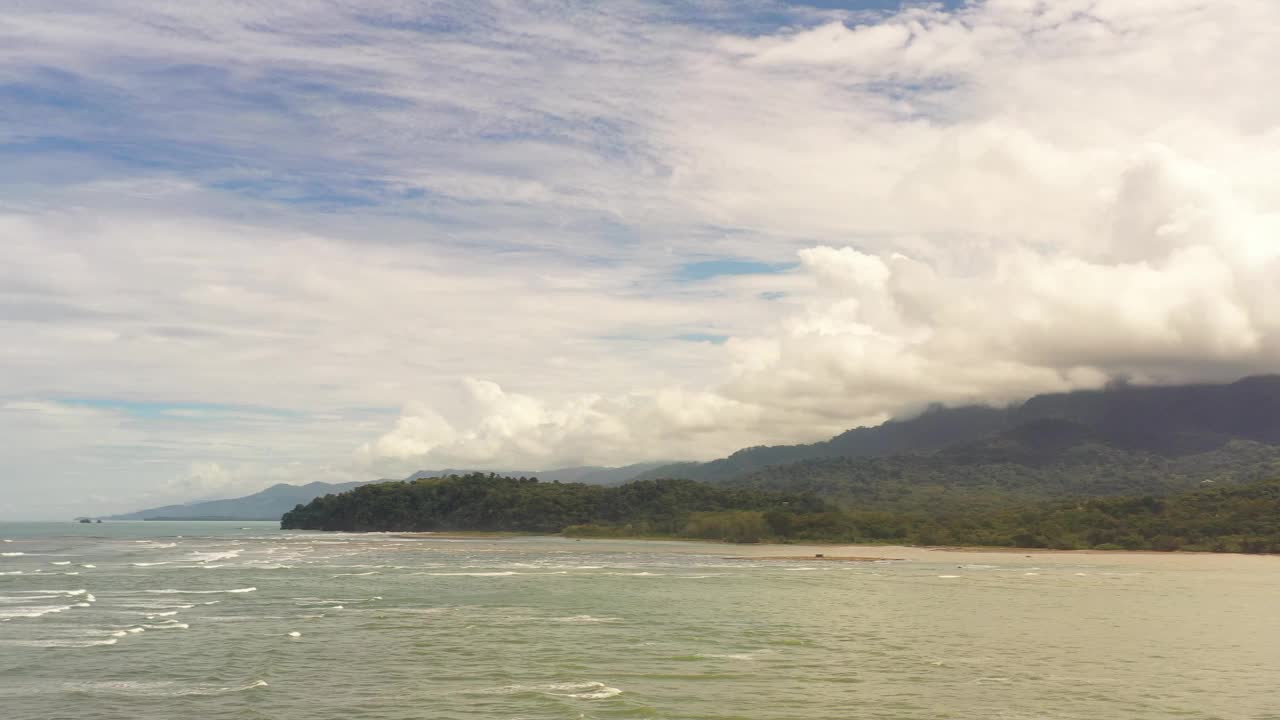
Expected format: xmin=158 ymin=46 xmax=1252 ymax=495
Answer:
xmin=355 ymin=0 xmax=1280 ymax=472
xmin=3 ymin=0 xmax=1280 ymax=510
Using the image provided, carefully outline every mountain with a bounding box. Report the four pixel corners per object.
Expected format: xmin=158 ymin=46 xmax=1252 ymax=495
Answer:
xmin=637 ymin=376 xmax=1280 ymax=483
xmin=108 ymin=463 xmax=667 ymax=521
xmin=106 ymin=480 xmax=376 ymax=521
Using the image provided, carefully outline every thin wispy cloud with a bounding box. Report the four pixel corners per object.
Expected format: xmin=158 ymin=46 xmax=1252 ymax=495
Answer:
xmin=2 ymin=0 xmax=1278 ymax=517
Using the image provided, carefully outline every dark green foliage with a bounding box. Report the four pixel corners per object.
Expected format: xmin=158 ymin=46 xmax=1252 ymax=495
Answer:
xmin=923 ymin=478 xmax=1280 ymax=553
xmin=280 ymin=473 xmax=821 ymax=534
xmin=720 ymin=439 xmax=1280 ymax=514
xmin=281 ymin=472 xmax=1280 ymax=554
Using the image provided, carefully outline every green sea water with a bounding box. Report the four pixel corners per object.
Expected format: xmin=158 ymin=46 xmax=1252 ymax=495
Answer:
xmin=1 ymin=522 xmax=1278 ymax=719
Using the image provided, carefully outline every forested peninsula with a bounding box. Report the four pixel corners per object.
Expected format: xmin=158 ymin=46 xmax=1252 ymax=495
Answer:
xmin=281 ymin=473 xmax=1280 ymax=553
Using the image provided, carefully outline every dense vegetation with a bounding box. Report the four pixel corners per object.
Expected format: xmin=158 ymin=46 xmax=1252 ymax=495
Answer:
xmin=282 ymin=473 xmax=1280 ymax=553
xmin=718 ymin=435 xmax=1280 ymax=514
xmin=280 ymin=474 xmax=823 ymax=534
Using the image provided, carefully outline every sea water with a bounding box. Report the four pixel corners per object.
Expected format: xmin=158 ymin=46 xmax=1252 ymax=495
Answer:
xmin=1 ymin=521 xmax=1277 ymax=719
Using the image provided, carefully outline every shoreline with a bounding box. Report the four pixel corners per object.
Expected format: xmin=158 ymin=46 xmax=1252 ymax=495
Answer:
xmin=382 ymin=530 xmax=1279 ymax=559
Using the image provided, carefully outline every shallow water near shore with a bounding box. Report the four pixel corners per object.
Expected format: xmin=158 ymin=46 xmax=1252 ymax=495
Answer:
xmin=2 ymin=521 xmax=1278 ymax=719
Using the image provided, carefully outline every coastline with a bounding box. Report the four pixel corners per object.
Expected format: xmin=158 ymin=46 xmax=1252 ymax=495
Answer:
xmin=382 ymin=530 xmax=1280 ymax=561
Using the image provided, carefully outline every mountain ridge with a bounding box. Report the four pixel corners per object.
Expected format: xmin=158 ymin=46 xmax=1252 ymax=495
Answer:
xmin=635 ymin=375 xmax=1280 ymax=483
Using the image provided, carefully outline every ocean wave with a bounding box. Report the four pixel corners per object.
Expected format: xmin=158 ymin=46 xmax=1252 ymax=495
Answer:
xmin=67 ymin=679 xmax=267 ymax=696
xmin=131 ymin=562 xmax=171 ymax=567
xmin=553 ymin=615 xmax=619 ymax=623
xmin=426 ymin=571 xmax=518 ymax=577
xmin=2 ymin=638 xmax=118 ymax=648
xmin=0 ymin=605 xmax=73 ymax=620
xmin=50 ymin=561 xmax=71 ymax=566
xmin=491 ymin=680 xmax=622 ymax=700
xmin=566 ymin=685 xmax=622 ymax=700
xmin=331 ymin=571 xmax=379 ymax=577
xmin=145 ymin=587 xmax=256 ymax=594
xmin=188 ymin=550 xmax=242 ymax=563
xmin=142 ymin=623 xmax=190 ymax=630
xmin=0 ymin=571 xmax=22 ymax=575
xmin=2 ymin=552 xmax=25 ymax=557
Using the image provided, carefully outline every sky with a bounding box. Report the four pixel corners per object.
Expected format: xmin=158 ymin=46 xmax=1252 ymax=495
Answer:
xmin=3 ymin=0 xmax=1279 ymax=519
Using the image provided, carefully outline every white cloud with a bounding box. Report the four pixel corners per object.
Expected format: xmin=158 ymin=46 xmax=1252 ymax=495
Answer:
xmin=3 ymin=0 xmax=1280 ymax=512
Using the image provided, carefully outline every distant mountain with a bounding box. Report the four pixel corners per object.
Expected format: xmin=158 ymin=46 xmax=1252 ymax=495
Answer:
xmin=106 ymin=480 xmax=376 ymax=521
xmin=637 ymin=376 xmax=1280 ymax=483
xmin=108 ymin=463 xmax=667 ymax=521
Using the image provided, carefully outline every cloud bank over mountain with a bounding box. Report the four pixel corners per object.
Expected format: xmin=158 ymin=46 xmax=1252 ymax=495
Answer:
xmin=3 ymin=0 xmax=1278 ymax=516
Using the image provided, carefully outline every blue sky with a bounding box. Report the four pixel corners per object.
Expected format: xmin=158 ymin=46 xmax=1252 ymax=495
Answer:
xmin=2 ymin=0 xmax=1278 ymax=518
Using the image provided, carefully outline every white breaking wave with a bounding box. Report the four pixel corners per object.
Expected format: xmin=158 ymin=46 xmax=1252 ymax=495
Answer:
xmin=50 ymin=561 xmax=71 ymax=566
xmin=2 ymin=552 xmax=25 ymax=557
xmin=145 ymin=587 xmax=256 ymax=594
xmin=426 ymin=571 xmax=518 ymax=577
xmin=142 ymin=623 xmax=190 ymax=630
xmin=2 ymin=638 xmax=118 ymax=648
xmin=491 ymin=681 xmax=622 ymax=700
xmin=66 ymin=679 xmax=267 ymax=696
xmin=188 ymin=550 xmax=242 ymax=563
xmin=566 ymin=685 xmax=622 ymax=700
xmin=0 ymin=605 xmax=73 ymax=620
xmin=131 ymin=562 xmax=171 ymax=567
xmin=553 ymin=615 xmax=619 ymax=623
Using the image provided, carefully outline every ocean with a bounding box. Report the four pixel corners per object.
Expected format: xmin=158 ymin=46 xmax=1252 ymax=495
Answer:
xmin=1 ymin=521 xmax=1277 ymax=719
